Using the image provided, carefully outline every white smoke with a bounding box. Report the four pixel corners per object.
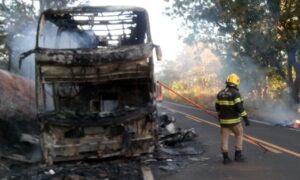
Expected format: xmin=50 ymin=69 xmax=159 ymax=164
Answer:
xmin=9 ymin=21 xmax=37 ymax=79
xmin=218 ymin=54 xmax=298 ymax=126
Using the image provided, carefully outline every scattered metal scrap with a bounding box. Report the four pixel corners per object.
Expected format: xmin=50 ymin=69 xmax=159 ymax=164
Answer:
xmin=158 ymin=113 xmax=197 ymax=146
xmin=145 ymin=113 xmax=203 ymax=175
xmin=0 ymin=133 xmax=41 ymax=163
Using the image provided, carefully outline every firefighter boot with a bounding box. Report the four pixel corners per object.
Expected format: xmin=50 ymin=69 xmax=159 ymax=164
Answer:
xmin=235 ymin=150 xmax=246 ymax=162
xmin=222 ymin=152 xmax=232 ymax=164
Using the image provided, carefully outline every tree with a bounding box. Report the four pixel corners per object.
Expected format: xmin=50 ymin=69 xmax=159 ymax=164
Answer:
xmin=165 ymin=0 xmax=300 ymax=104
xmin=1 ymin=0 xmax=37 ymax=72
xmin=0 ymin=0 xmax=83 ymax=75
xmin=273 ymin=0 xmax=300 ymax=103
xmin=156 ymin=43 xmax=222 ymax=107
xmin=0 ymin=9 xmax=7 ymax=69
xmin=38 ymin=0 xmax=79 ymax=14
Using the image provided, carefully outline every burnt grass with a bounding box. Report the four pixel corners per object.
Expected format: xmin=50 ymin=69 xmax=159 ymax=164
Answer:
xmin=0 ymin=159 xmax=143 ymax=180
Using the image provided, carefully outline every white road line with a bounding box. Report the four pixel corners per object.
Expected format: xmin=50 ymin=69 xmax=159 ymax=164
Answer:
xmin=248 ymin=119 xmax=273 ymax=125
xmin=160 ymin=101 xmax=277 ymax=126
xmin=167 ymin=106 xmax=300 ymax=156
xmin=141 ymin=165 xmax=154 ymax=180
xmin=161 ymin=101 xmax=200 ymax=110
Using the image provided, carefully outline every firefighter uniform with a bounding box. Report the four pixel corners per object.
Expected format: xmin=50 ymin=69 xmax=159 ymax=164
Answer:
xmin=215 ymin=73 xmax=250 ymax=164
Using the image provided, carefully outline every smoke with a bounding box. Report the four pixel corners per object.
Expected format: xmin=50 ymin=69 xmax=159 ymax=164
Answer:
xmin=216 ymin=53 xmax=298 ymax=126
xmin=6 ymin=2 xmax=99 ymax=80
xmin=8 ymin=20 xmax=37 ymax=79
xmin=39 ymin=20 xmax=97 ymax=49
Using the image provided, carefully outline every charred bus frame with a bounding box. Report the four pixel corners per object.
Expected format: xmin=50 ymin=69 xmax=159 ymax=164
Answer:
xmin=34 ymin=6 xmax=161 ymax=164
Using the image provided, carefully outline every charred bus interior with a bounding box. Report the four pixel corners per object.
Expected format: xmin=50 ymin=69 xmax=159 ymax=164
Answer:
xmin=38 ymin=6 xmax=150 ymax=49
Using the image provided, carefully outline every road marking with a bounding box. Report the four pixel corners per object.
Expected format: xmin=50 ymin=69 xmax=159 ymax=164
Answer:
xmin=186 ymin=113 xmax=280 ymax=154
xmin=141 ymin=165 xmax=154 ymax=180
xmin=248 ymin=119 xmax=272 ymax=125
xmin=163 ymin=101 xmax=209 ymax=111
xmin=242 ymin=136 xmax=281 ymax=153
xmin=185 ymin=115 xmax=220 ymax=128
xmin=163 ymin=106 xmax=300 ymax=158
xmin=163 ymin=101 xmax=281 ymax=126
xmin=243 ymin=134 xmax=300 ymax=158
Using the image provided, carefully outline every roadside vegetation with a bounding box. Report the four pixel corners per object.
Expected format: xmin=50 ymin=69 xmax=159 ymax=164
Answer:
xmin=157 ymin=0 xmax=299 ymax=121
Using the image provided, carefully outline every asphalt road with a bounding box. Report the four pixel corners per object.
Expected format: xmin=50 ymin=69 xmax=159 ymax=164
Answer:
xmin=154 ymin=101 xmax=300 ymax=180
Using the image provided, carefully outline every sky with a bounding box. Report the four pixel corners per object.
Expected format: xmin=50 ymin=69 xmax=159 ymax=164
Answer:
xmin=88 ymin=0 xmax=184 ymax=61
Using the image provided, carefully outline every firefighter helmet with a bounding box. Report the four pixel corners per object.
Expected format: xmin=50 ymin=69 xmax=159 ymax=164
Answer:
xmin=227 ymin=73 xmax=240 ymax=86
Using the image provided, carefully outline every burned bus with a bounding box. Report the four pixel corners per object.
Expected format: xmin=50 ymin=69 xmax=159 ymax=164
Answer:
xmin=34 ymin=6 xmax=161 ymax=164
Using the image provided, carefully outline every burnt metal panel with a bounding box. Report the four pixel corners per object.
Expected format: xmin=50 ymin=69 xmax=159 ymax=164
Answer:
xmin=39 ymin=105 xmax=155 ymax=126
xmin=39 ymin=59 xmax=150 ymax=83
xmin=36 ymin=43 xmax=154 ymax=65
xmin=40 ymin=107 xmax=156 ymax=164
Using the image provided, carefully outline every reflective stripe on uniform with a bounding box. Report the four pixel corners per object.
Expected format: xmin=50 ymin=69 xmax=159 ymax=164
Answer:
xmin=217 ymin=98 xmax=242 ymax=106
xmin=233 ymin=98 xmax=242 ymax=104
xmin=239 ymin=111 xmax=247 ymax=116
xmin=220 ymin=118 xmax=241 ymax=124
xmin=217 ymin=100 xmax=235 ymax=105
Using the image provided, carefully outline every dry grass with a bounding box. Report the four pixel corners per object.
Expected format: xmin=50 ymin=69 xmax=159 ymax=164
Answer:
xmin=0 ymin=70 xmax=36 ymax=120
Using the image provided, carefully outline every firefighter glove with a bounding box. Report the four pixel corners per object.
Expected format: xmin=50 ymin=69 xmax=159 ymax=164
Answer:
xmin=243 ymin=117 xmax=250 ymax=126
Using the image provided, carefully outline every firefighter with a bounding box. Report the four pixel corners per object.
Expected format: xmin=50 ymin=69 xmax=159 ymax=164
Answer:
xmin=215 ymin=73 xmax=250 ymax=164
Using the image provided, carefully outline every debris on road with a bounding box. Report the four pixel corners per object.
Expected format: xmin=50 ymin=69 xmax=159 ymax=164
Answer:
xmin=20 ymin=134 xmax=39 ymax=144
xmin=158 ymin=162 xmax=179 ymax=172
xmin=158 ymin=113 xmax=198 ymax=146
xmin=146 ymin=113 xmax=204 ymax=175
xmin=292 ymin=119 xmax=300 ymax=128
xmin=157 ymin=145 xmax=202 ymax=156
